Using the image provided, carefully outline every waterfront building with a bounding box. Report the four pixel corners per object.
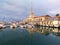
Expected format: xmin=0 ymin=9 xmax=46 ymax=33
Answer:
xmin=21 ymin=7 xmax=60 ymax=28
xmin=22 ymin=8 xmax=35 ymax=24
xmin=53 ymin=14 xmax=60 ymax=27
xmin=22 ymin=7 xmax=52 ymax=25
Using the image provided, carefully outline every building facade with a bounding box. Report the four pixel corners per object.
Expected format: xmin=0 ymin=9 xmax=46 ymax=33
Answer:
xmin=22 ymin=8 xmax=60 ymax=27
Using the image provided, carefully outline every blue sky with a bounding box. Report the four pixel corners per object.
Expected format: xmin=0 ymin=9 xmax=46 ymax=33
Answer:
xmin=0 ymin=0 xmax=60 ymax=22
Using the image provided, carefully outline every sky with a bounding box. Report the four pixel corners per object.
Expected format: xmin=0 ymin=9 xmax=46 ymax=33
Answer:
xmin=0 ymin=0 xmax=60 ymax=22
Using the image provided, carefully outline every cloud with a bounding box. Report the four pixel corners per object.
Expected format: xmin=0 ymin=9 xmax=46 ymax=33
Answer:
xmin=0 ymin=0 xmax=60 ymax=22
xmin=1 ymin=2 xmax=26 ymax=12
xmin=47 ymin=9 xmax=60 ymax=16
xmin=0 ymin=1 xmax=28 ymax=19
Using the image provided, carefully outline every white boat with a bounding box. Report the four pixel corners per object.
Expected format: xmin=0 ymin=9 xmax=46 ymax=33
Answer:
xmin=0 ymin=24 xmax=6 ymax=29
xmin=10 ymin=23 xmax=17 ymax=29
xmin=26 ymin=24 xmax=35 ymax=28
xmin=20 ymin=25 xmax=24 ymax=28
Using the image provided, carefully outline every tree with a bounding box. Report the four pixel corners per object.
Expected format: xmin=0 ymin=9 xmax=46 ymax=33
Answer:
xmin=56 ymin=14 xmax=60 ymax=16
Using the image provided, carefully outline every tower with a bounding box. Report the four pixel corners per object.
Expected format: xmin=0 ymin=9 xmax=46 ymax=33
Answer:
xmin=29 ymin=7 xmax=34 ymax=18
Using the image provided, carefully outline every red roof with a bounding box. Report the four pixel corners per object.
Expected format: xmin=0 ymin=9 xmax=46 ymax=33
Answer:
xmin=34 ymin=15 xmax=51 ymax=18
xmin=54 ymin=16 xmax=60 ymax=18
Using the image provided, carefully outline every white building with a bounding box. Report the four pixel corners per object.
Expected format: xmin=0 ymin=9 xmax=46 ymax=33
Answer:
xmin=53 ymin=15 xmax=60 ymax=27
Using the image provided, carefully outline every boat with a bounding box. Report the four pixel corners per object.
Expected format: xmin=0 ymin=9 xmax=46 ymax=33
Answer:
xmin=10 ymin=23 xmax=17 ymax=29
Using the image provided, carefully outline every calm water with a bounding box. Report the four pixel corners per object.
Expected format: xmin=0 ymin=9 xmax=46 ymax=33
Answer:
xmin=0 ymin=27 xmax=60 ymax=45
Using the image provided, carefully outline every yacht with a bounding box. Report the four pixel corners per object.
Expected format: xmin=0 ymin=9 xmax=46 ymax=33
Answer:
xmin=10 ymin=23 xmax=17 ymax=29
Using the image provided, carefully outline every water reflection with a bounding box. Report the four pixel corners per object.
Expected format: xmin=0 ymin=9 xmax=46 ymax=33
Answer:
xmin=0 ymin=29 xmax=4 ymax=32
xmin=26 ymin=27 xmax=60 ymax=45
xmin=0 ymin=27 xmax=60 ymax=37
xmin=0 ymin=27 xmax=60 ymax=45
xmin=26 ymin=27 xmax=60 ymax=37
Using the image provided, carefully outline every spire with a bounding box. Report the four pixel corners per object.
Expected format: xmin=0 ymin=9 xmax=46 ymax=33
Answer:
xmin=29 ymin=2 xmax=34 ymax=18
xmin=30 ymin=7 xmax=33 ymax=15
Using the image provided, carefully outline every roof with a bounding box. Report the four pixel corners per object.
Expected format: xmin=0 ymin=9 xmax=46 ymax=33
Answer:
xmin=44 ymin=15 xmax=51 ymax=17
xmin=34 ymin=15 xmax=51 ymax=18
xmin=34 ymin=15 xmax=46 ymax=18
xmin=54 ymin=16 xmax=60 ymax=18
